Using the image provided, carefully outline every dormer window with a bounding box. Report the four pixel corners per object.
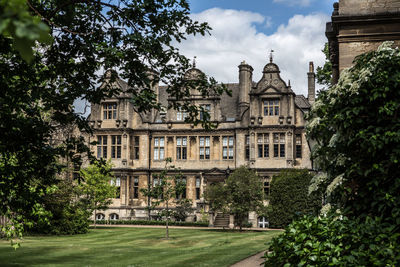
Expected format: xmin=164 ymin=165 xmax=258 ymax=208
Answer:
xmin=103 ymin=103 xmax=117 ymax=120
xmin=263 ymin=100 xmax=279 ymax=116
xmin=177 ymin=108 xmax=187 ymax=121
xmin=200 ymin=104 xmax=211 ymax=120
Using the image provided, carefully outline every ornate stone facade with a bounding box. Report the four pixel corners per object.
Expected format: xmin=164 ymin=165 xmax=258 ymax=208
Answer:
xmin=88 ymin=58 xmax=315 ymax=227
xmin=326 ymin=0 xmax=400 ymax=84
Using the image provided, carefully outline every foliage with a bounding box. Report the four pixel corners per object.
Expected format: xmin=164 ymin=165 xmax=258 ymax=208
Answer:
xmin=0 ymin=0 xmax=227 ymax=243
xmin=267 ymin=169 xmax=321 ymax=228
xmin=266 ymin=42 xmax=400 ymax=266
xmin=307 ymin=42 xmax=400 ymax=222
xmin=0 ymin=0 xmax=52 ymax=61
xmin=205 ymin=166 xmax=264 ymax=230
xmin=204 ymin=182 xmax=229 ymax=213
xmin=140 ymin=158 xmax=187 ymax=238
xmin=173 ymin=199 xmax=193 ymax=222
xmin=265 ymin=214 xmax=400 ymax=266
xmin=30 ymin=179 xmax=90 ymax=235
xmin=316 ymin=42 xmax=332 ymax=87
xmin=79 ymin=161 xmax=116 ymax=226
xmin=90 ymin=219 xmax=208 ymax=227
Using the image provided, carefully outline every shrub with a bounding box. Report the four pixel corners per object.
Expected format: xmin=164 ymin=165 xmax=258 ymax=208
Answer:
xmin=265 ymin=214 xmax=400 ymax=266
xmin=267 ymin=169 xmax=321 ymax=228
xmin=89 ymin=220 xmax=209 ymax=227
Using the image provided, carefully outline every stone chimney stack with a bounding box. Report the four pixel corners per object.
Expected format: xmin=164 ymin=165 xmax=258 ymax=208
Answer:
xmin=238 ymin=61 xmax=253 ymax=118
xmin=307 ymin=62 xmax=315 ymax=105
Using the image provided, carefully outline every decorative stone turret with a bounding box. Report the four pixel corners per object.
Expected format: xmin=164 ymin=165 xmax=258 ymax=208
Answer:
xmin=307 ymin=62 xmax=316 ymax=105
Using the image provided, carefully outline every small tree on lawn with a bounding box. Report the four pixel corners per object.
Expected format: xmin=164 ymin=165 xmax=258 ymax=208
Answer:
xmin=205 ymin=166 xmax=264 ymax=230
xmin=140 ymin=158 xmax=185 ymax=239
xmin=79 ymin=160 xmax=116 ymax=228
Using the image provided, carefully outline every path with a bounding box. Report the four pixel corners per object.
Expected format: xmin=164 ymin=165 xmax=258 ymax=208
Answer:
xmin=230 ymin=251 xmax=265 ymax=267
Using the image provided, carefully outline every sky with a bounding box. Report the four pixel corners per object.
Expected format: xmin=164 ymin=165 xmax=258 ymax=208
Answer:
xmin=174 ymin=0 xmax=336 ymax=96
xmin=75 ymin=0 xmax=336 ymax=115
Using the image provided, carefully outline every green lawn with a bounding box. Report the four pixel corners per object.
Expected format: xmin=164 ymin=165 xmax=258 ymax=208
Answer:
xmin=0 ymin=227 xmax=280 ymax=267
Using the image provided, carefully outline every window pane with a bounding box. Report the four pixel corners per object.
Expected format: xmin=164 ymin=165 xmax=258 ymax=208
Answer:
xmin=275 ymin=106 xmax=279 ymax=116
xmin=258 ymin=145 xmax=263 ymax=158
xmin=269 ymin=107 xmax=273 ymax=115
xmin=160 ymin=148 xmax=164 ymax=159
xmin=229 ymin=137 xmax=234 ymax=146
xmin=182 ymin=137 xmax=187 ymax=146
xmin=154 ymin=148 xmax=158 ymax=160
xmin=199 ymin=137 xmax=204 ymax=146
xmin=117 ymin=136 xmax=121 ymax=144
xmin=196 ymin=178 xmax=200 ymax=187
xmin=264 ymin=134 xmax=269 ymax=143
xmin=229 ymin=147 xmax=233 ymax=157
xmin=205 ymin=147 xmax=210 ymax=155
xmin=223 ymin=137 xmax=227 ymax=146
xmin=160 ymin=137 xmax=164 ymax=147
xmin=280 ymin=144 xmax=285 ymax=157
xmin=264 ymin=144 xmax=269 ymax=157
xmin=258 ymin=135 xmax=262 ymax=143
xmin=223 ymin=147 xmax=227 ymax=158
xmin=205 ymin=137 xmax=210 ymax=146
xmin=177 ymin=137 xmax=181 ymax=146
xmin=103 ymin=136 xmax=107 ymax=145
xmin=97 ymin=147 xmax=101 ymax=158
xmin=154 ymin=138 xmax=159 ymax=146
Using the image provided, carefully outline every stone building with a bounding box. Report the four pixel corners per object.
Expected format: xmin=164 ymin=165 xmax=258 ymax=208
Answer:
xmin=88 ymin=57 xmax=315 ymax=227
xmin=326 ymin=0 xmax=400 ymax=84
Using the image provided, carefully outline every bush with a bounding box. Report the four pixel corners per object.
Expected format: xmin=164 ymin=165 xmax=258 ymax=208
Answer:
xmin=89 ymin=219 xmax=209 ymax=227
xmin=267 ymin=169 xmax=321 ymax=228
xmin=265 ymin=214 xmax=400 ymax=266
xmin=30 ymin=180 xmax=90 ymax=235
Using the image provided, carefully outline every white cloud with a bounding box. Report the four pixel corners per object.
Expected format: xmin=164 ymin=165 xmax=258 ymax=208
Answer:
xmin=175 ymin=8 xmax=329 ymax=96
xmin=273 ymin=0 xmax=313 ymax=7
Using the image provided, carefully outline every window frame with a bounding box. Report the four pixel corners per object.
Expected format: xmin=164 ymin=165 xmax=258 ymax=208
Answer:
xmin=176 ymin=136 xmax=188 ymax=160
xmin=263 ymin=99 xmax=280 ymax=116
xmin=222 ymin=136 xmax=234 ymax=160
xmin=199 ymin=136 xmax=210 ymax=160
xmin=200 ymin=104 xmax=211 ymax=121
xmin=111 ymin=135 xmax=122 ymax=159
xmin=103 ymin=102 xmax=117 ymax=120
xmin=97 ymin=135 xmax=108 ymax=159
xmin=257 ymin=133 xmax=270 ymax=158
xmin=153 ymin=137 xmax=165 ymax=160
xmin=273 ymin=133 xmax=285 ymax=158
xmin=295 ymin=134 xmax=302 ymax=159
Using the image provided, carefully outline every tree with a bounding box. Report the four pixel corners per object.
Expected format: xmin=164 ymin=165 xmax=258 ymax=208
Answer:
xmin=307 ymin=41 xmax=400 ymax=220
xmin=266 ymin=169 xmax=321 ymax=228
xmin=140 ymin=158 xmax=186 ymax=239
xmin=0 ymin=0 xmax=228 ymax=241
xmin=205 ymin=166 xmax=264 ymax=230
xmin=79 ymin=161 xmax=116 ymax=228
xmin=265 ymin=42 xmax=400 ymax=266
xmin=316 ymin=42 xmax=332 ymax=87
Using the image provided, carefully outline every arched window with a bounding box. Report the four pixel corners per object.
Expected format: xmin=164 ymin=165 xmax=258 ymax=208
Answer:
xmin=258 ymin=217 xmax=269 ymax=228
xmin=109 ymin=213 xmax=119 ymax=220
xmin=96 ymin=213 xmax=105 ymax=220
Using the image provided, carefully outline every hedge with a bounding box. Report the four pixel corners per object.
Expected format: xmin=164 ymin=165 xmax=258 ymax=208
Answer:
xmin=90 ymin=220 xmax=209 ymax=227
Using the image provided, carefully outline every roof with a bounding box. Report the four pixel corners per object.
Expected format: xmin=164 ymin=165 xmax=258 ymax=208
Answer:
xmin=295 ymin=95 xmax=311 ymax=109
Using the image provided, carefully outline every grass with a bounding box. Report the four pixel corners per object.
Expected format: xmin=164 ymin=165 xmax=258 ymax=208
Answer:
xmin=0 ymin=227 xmax=280 ymax=267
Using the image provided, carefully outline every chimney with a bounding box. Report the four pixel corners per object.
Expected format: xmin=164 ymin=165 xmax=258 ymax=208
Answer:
xmin=307 ymin=62 xmax=315 ymax=105
xmin=238 ymin=61 xmax=253 ymax=104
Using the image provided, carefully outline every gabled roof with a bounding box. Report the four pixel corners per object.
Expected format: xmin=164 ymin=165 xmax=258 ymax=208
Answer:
xmin=295 ymin=95 xmax=311 ymax=109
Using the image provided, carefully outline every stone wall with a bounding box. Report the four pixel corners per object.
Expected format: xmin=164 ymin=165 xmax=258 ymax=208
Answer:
xmin=339 ymin=0 xmax=400 ymax=15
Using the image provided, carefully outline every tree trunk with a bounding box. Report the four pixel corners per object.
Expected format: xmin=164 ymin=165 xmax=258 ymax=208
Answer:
xmin=94 ymin=208 xmax=97 ymax=229
xmin=166 ymin=201 xmax=169 ymax=239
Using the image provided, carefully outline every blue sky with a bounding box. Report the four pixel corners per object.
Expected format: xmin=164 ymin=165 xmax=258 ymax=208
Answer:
xmin=189 ymin=0 xmax=335 ymax=35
